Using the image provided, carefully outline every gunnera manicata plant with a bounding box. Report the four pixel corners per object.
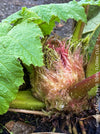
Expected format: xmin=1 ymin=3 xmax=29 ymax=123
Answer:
xmin=30 ymin=37 xmax=89 ymax=113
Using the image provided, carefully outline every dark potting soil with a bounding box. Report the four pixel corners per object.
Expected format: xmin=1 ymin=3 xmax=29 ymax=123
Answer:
xmin=0 ymin=0 xmax=100 ymax=134
xmin=0 ymin=97 xmax=99 ymax=134
xmin=0 ymin=109 xmax=99 ymax=134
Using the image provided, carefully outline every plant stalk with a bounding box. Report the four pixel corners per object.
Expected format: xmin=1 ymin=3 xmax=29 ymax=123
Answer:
xmin=69 ymin=72 xmax=100 ymax=99
xmin=10 ymin=90 xmax=45 ymax=110
xmin=9 ymin=108 xmax=47 ymax=116
xmin=72 ymin=5 xmax=89 ymax=42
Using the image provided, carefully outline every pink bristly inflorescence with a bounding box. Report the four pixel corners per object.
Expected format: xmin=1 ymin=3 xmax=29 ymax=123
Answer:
xmin=30 ymin=38 xmax=85 ymax=111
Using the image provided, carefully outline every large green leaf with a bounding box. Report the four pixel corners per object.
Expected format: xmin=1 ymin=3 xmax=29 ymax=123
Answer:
xmin=87 ymin=5 xmax=100 ymax=20
xmin=2 ymin=11 xmax=23 ymax=24
xmin=0 ymin=55 xmax=24 ymax=114
xmin=79 ymin=0 xmax=100 ymax=6
xmin=0 ymin=1 xmax=88 ymax=66
xmin=0 ymin=21 xmax=44 ymax=114
xmin=86 ymin=24 xmax=100 ymax=96
xmin=39 ymin=16 xmax=60 ymax=35
xmin=3 ymin=1 xmax=87 ymax=36
xmin=3 ymin=1 xmax=100 ymax=37
xmin=83 ymin=11 xmax=100 ymax=34
xmin=29 ymin=1 xmax=87 ymax=35
xmin=30 ymin=1 xmax=87 ymax=23
xmin=2 ymin=7 xmax=42 ymax=25
xmin=0 ymin=22 xmax=12 ymax=37
xmin=0 ymin=21 xmax=44 ymax=66
xmin=87 ymin=24 xmax=100 ymax=55
xmin=3 ymin=1 xmax=87 ymax=24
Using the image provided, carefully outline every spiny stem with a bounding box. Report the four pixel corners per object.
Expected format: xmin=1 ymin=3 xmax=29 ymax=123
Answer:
xmin=69 ymin=72 xmax=100 ymax=99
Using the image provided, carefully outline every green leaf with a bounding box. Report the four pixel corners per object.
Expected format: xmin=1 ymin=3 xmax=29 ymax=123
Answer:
xmin=20 ymin=7 xmax=42 ymax=22
xmin=87 ymin=24 xmax=100 ymax=57
xmin=83 ymin=11 xmax=100 ymax=34
xmin=3 ymin=1 xmax=87 ymax=36
xmin=2 ymin=11 xmax=23 ymax=24
xmin=0 ymin=55 xmax=24 ymax=114
xmin=30 ymin=1 xmax=87 ymax=23
xmin=87 ymin=5 xmax=100 ymax=20
xmin=2 ymin=7 xmax=43 ymax=25
xmin=0 ymin=22 xmax=12 ymax=37
xmin=78 ymin=0 xmax=100 ymax=6
xmin=39 ymin=16 xmax=60 ymax=35
xmin=86 ymin=24 xmax=100 ymax=96
xmin=0 ymin=21 xmax=44 ymax=114
xmin=0 ymin=21 xmax=44 ymax=66
xmin=29 ymin=1 xmax=87 ymax=35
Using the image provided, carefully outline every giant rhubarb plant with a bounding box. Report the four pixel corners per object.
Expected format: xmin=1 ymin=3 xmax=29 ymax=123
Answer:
xmin=30 ymin=38 xmax=85 ymax=112
xmin=0 ymin=0 xmax=100 ymax=115
xmin=30 ymin=35 xmax=100 ymax=113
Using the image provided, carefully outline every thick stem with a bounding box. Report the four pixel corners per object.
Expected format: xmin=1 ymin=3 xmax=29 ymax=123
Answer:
xmin=72 ymin=5 xmax=89 ymax=42
xmin=69 ymin=72 xmax=100 ymax=99
xmin=72 ymin=21 xmax=85 ymax=42
xmin=10 ymin=91 xmax=45 ymax=110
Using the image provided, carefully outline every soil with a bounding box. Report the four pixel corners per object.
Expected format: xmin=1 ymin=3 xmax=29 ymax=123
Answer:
xmin=0 ymin=0 xmax=100 ymax=134
xmin=0 ymin=108 xmax=98 ymax=134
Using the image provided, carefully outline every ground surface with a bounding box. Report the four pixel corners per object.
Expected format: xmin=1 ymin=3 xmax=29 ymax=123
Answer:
xmin=0 ymin=0 xmax=100 ymax=134
xmin=0 ymin=109 xmax=99 ymax=134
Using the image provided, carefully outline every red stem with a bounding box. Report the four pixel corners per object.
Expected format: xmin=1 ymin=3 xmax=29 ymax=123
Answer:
xmin=69 ymin=72 xmax=100 ymax=99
